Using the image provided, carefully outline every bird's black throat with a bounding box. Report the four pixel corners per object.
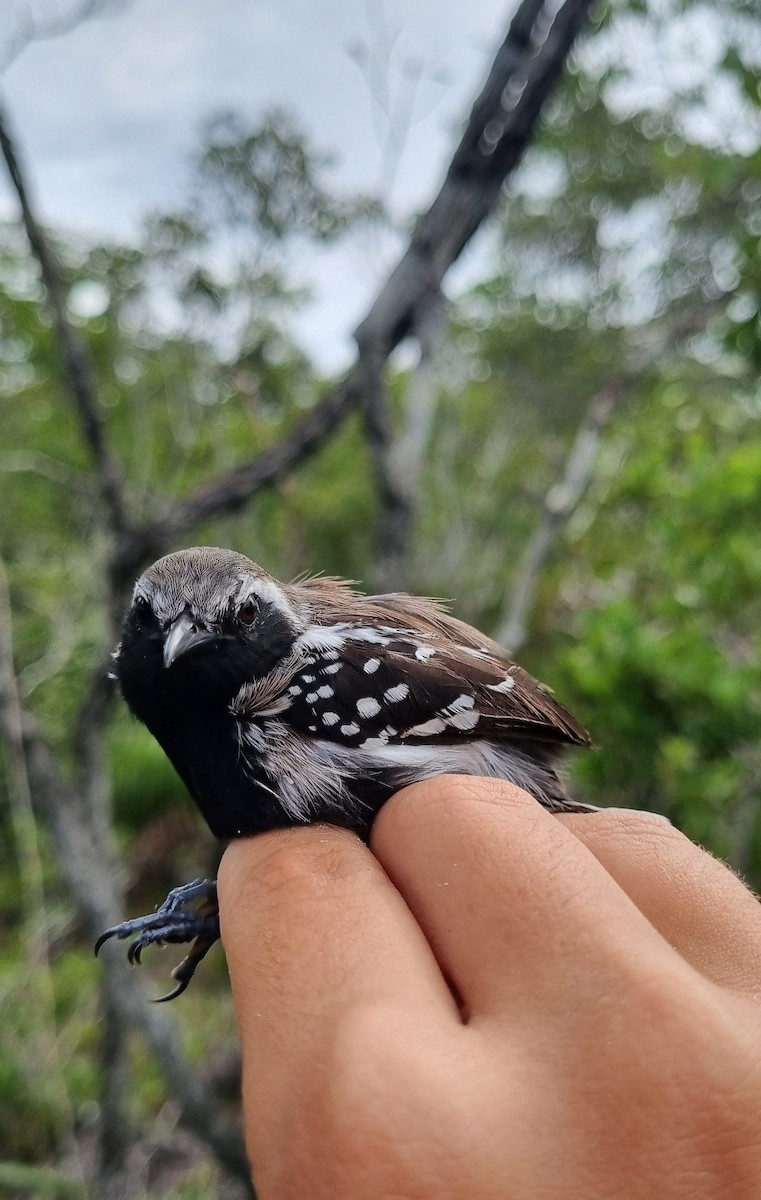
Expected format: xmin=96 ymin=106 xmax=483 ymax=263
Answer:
xmin=116 ymin=609 xmax=298 ymax=839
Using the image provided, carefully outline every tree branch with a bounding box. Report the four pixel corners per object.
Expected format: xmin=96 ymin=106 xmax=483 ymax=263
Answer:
xmin=367 ymin=294 xmax=445 ymax=591
xmin=0 ymin=607 xmax=252 ymax=1190
xmin=0 ymin=560 xmax=83 ymax=1178
xmin=110 ymin=0 xmax=594 ymax=589
xmin=0 ymin=104 xmax=130 ymax=540
xmin=495 ymin=309 xmax=716 ymax=652
xmin=354 ymin=0 xmax=594 ymax=355
xmin=111 ymin=370 xmax=361 ymax=585
xmin=356 ymin=0 xmax=593 ymax=586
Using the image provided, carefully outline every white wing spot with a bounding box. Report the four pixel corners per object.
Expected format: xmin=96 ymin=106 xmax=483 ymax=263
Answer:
xmin=363 ymin=657 xmax=381 ymax=674
xmin=288 ymin=685 xmax=302 ymax=696
xmin=341 ymin=722 xmax=360 ymax=736
xmin=347 ymin=627 xmax=390 ymax=646
xmin=306 ymin=692 xmax=318 ymax=704
xmin=356 ymin=696 xmax=381 ymax=718
xmin=360 ymin=733 xmax=390 ymax=750
xmin=323 ymin=662 xmax=342 ymax=674
xmin=448 ymin=710 xmax=480 ymax=731
xmin=384 ymin=683 xmax=409 ymax=703
xmin=405 ymin=717 xmax=446 ymax=737
xmin=415 ymin=645 xmax=436 ymax=662
xmin=317 ymin=685 xmax=334 ymax=699
xmin=303 ymin=674 xmax=315 ymax=684
xmin=447 ymin=694 xmax=475 ymax=713
xmin=488 ymin=677 xmax=516 ymax=693
xmin=322 ymin=711 xmax=340 ymax=726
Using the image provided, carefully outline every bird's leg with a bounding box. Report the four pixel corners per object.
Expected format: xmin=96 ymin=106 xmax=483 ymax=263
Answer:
xmin=94 ymin=878 xmax=220 ymax=1001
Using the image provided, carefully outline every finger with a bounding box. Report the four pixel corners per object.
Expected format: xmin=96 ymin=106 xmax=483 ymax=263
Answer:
xmin=370 ymin=776 xmax=677 ymax=1023
xmin=218 ymin=826 xmax=459 ymax=1159
xmin=554 ymin=809 xmax=761 ymax=996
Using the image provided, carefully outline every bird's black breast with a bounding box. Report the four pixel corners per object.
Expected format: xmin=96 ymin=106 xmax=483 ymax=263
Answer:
xmin=150 ymin=713 xmax=294 ymax=839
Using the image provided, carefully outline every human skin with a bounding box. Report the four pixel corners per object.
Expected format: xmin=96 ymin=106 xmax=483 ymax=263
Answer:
xmin=218 ymin=776 xmax=761 ymax=1199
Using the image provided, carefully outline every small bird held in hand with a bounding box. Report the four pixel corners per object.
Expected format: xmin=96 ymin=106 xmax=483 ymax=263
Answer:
xmin=96 ymin=546 xmax=593 ymax=999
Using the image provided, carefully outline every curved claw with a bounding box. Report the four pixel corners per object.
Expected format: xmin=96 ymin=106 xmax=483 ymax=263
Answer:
xmin=128 ymin=940 xmax=145 ymax=967
xmin=153 ymin=975 xmax=191 ymax=1004
xmin=94 ymin=926 xmax=120 ymax=957
xmin=152 ymin=931 xmax=217 ymax=1002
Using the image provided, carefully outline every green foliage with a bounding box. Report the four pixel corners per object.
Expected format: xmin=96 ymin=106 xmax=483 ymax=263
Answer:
xmin=552 ymin=376 xmax=761 ymax=853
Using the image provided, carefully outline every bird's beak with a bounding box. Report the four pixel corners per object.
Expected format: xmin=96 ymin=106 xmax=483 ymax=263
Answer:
xmin=163 ymin=612 xmax=217 ymax=668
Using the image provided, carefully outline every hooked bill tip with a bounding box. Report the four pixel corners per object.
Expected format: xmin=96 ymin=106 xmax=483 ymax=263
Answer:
xmin=162 ymin=612 xmax=217 ymax=668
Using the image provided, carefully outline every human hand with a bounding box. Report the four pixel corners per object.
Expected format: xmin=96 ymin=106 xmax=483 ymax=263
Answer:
xmin=218 ymin=777 xmax=761 ymax=1199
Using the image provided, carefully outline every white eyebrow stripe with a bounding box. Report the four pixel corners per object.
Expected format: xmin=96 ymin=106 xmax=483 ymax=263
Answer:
xmin=239 ymin=576 xmax=297 ymax=623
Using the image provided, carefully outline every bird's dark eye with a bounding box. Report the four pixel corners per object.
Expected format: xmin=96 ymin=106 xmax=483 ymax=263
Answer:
xmin=237 ymin=598 xmax=258 ymax=627
xmin=133 ymin=596 xmax=155 ymax=630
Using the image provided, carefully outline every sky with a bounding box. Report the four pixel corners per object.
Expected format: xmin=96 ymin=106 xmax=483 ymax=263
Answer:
xmin=0 ymin=0 xmax=514 ymax=368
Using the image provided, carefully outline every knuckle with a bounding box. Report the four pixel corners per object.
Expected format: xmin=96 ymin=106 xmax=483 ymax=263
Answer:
xmin=374 ymin=773 xmax=538 ymax=847
xmin=222 ymin=826 xmax=367 ymax=913
xmin=571 ymin=808 xmax=689 ymax=854
xmin=257 ymin=829 xmax=368 ymax=904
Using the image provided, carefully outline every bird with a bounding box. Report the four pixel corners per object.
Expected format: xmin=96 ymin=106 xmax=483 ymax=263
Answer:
xmin=95 ymin=545 xmax=594 ymax=999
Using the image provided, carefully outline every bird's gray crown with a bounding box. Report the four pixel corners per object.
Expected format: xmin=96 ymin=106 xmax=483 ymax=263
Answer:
xmin=134 ymin=546 xmax=296 ymax=628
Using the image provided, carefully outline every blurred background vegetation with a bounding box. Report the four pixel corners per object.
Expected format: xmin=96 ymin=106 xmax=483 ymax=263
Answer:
xmin=1 ymin=0 xmax=760 ymax=1195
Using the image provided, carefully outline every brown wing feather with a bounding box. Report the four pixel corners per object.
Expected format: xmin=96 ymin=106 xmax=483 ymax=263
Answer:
xmin=285 ymin=578 xmax=590 ymax=750
xmin=375 ymin=642 xmax=591 ymax=747
xmin=293 ymin=578 xmax=510 ymax=660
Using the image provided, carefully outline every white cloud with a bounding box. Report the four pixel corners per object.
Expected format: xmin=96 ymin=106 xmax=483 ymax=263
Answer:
xmin=1 ymin=0 xmax=509 ymax=366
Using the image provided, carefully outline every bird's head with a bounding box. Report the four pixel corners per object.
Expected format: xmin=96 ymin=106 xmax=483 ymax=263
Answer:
xmin=115 ymin=547 xmax=303 ymax=726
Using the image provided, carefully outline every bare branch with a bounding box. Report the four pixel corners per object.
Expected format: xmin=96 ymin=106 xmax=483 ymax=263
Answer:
xmin=354 ymin=0 xmax=594 ymax=355
xmin=496 ymin=377 xmax=624 ymax=653
xmin=0 ymin=559 xmax=83 ymax=1177
xmin=356 ymin=0 xmax=593 ymax=586
xmin=0 ymin=612 xmax=252 ymax=1190
xmin=495 ymin=309 xmax=717 ymax=652
xmin=111 ymin=0 xmax=593 ymax=589
xmin=367 ymin=294 xmax=445 ymax=591
xmin=0 ymin=104 xmax=130 ymax=539
xmin=97 ymin=987 xmax=130 ymax=1191
xmin=112 ymin=371 xmax=361 ymax=584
